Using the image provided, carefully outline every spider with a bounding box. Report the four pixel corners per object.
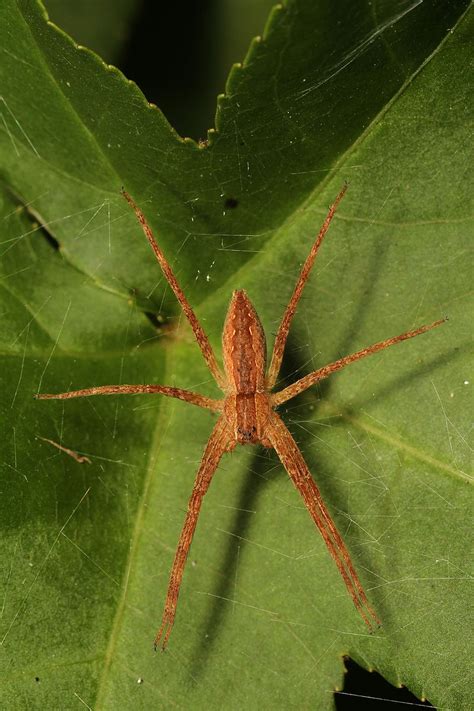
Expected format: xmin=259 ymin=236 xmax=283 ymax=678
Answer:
xmin=36 ymin=185 xmax=444 ymax=649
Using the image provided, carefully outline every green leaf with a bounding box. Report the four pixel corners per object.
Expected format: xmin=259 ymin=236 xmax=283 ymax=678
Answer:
xmin=0 ymin=1 xmax=472 ymax=709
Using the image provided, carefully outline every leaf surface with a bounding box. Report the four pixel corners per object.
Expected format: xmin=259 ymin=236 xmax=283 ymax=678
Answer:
xmin=0 ymin=1 xmax=472 ymax=708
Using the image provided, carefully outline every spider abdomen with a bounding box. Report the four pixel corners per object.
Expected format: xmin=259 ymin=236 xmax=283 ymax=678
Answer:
xmin=222 ymin=290 xmax=267 ymax=395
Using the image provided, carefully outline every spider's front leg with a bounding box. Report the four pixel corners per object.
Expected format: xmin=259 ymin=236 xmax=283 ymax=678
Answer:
xmin=155 ymin=416 xmax=234 ymax=650
xmin=265 ymin=411 xmax=379 ymax=628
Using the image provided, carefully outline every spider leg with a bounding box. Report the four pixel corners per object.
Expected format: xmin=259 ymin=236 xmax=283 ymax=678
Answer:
xmin=155 ymin=415 xmax=234 ymax=650
xmin=266 ymin=412 xmax=379 ymax=628
xmin=273 ymin=318 xmax=445 ymax=407
xmin=266 ymin=184 xmax=348 ymax=390
xmin=35 ymin=384 xmax=222 ymax=411
xmin=122 ymin=189 xmax=226 ymax=390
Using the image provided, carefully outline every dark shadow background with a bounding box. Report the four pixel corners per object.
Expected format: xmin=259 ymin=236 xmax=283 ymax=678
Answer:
xmin=117 ymin=0 xmax=219 ymax=139
xmin=335 ymin=658 xmax=434 ymax=710
xmin=47 ymin=0 xmax=276 ymax=139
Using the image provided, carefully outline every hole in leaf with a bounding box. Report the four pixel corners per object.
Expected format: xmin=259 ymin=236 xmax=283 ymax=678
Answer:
xmin=39 ymin=224 xmax=60 ymax=251
xmin=144 ymin=311 xmax=164 ymax=330
xmin=224 ymin=197 xmax=239 ymax=209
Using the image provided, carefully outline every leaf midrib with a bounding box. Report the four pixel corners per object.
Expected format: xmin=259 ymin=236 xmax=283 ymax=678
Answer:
xmin=93 ymin=347 xmax=180 ymax=708
xmin=316 ymin=401 xmax=472 ymax=484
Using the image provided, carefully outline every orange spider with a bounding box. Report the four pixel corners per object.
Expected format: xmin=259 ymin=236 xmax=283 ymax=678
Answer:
xmin=37 ymin=185 xmax=444 ymax=649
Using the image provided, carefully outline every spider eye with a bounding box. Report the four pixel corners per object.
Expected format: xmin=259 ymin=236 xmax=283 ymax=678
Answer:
xmin=237 ymin=425 xmax=257 ymax=442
